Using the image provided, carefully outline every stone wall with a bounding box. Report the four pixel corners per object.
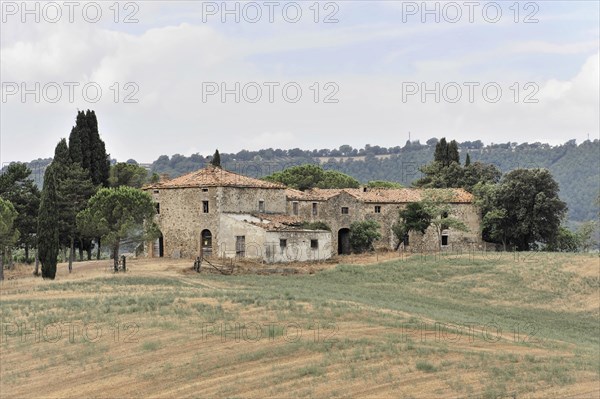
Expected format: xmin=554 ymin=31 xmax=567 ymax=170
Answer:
xmin=264 ymin=230 xmax=332 ymax=263
xmin=147 ymin=183 xmax=481 ymax=262
xmin=285 ymin=196 xmax=482 ymax=255
xmin=287 ymin=192 xmax=363 ymax=255
xmin=147 ymin=186 xmax=220 ymax=259
xmin=220 ymin=187 xmax=286 ymax=214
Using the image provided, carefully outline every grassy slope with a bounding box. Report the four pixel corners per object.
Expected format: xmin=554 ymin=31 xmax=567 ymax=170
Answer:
xmin=1 ymin=253 xmax=598 ymax=398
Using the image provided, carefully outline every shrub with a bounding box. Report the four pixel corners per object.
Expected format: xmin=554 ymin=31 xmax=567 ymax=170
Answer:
xmin=349 ymin=220 xmax=382 ymax=253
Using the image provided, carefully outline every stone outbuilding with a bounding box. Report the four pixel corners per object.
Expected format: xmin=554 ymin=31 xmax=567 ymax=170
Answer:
xmin=143 ymin=165 xmax=482 ymax=263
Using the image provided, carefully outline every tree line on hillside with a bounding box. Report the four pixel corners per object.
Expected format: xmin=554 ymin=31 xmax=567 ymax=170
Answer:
xmin=10 ymin=138 xmax=599 ymax=224
xmin=142 ymin=139 xmax=599 ymax=224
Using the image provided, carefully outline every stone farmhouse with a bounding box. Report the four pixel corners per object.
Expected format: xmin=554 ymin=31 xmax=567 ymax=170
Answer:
xmin=143 ymin=165 xmax=482 ymax=263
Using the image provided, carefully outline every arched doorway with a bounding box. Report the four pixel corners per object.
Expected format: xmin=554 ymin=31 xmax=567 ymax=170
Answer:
xmin=338 ymin=228 xmax=351 ymax=255
xmin=201 ymin=229 xmax=212 ymax=257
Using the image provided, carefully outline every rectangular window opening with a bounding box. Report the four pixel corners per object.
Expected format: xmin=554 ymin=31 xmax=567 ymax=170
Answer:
xmin=441 ymin=233 xmax=449 ymax=246
xmin=202 ymin=201 xmax=209 ymax=213
xmin=292 ymin=202 xmax=299 ymax=216
xmin=310 ymin=239 xmax=319 ymax=249
xmin=259 ymin=200 xmax=265 ymax=213
xmin=374 ymin=205 xmax=381 ymax=213
xmin=341 ymin=207 xmax=349 ymax=215
xmin=312 ymin=202 xmax=318 ymax=216
xmin=155 ymin=203 xmax=160 ymax=214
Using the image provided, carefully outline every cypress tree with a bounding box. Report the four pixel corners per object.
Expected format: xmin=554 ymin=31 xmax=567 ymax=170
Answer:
xmin=68 ymin=110 xmax=110 ymax=187
xmin=75 ymin=111 xmax=92 ymax=172
xmin=68 ymin=124 xmax=83 ymax=166
xmin=38 ymin=165 xmax=59 ymax=279
xmin=67 ymin=110 xmax=110 ymax=258
xmin=211 ymin=149 xmax=221 ymax=167
xmin=434 ymin=138 xmax=447 ymax=164
xmin=433 ymin=138 xmax=460 ymax=167
xmin=465 ymin=153 xmax=471 ymax=166
xmin=448 ymin=140 xmax=460 ymax=164
xmin=86 ymin=110 xmax=110 ymax=186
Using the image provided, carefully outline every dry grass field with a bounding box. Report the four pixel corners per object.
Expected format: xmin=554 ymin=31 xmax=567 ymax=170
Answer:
xmin=1 ymin=252 xmax=598 ymax=398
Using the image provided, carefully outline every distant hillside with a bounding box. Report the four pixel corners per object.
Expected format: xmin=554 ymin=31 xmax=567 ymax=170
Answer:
xmin=147 ymin=140 xmax=599 ymax=224
xmin=5 ymin=139 xmax=599 ymax=224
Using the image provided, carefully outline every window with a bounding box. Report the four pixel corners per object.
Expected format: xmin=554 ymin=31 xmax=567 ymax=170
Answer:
xmin=441 ymin=232 xmax=449 ymax=246
xmin=259 ymin=200 xmax=265 ymax=213
xmin=374 ymin=206 xmax=381 ymax=213
xmin=202 ymin=201 xmax=209 ymax=213
xmin=292 ymin=202 xmax=299 ymax=216
xmin=312 ymin=202 xmax=318 ymax=216
xmin=155 ymin=203 xmax=160 ymax=214
xmin=341 ymin=207 xmax=349 ymax=215
xmin=280 ymin=239 xmax=287 ymax=248
xmin=201 ymin=188 xmax=209 ymax=192
xmin=153 ymin=189 xmax=159 ymax=194
xmin=311 ymin=239 xmax=319 ymax=249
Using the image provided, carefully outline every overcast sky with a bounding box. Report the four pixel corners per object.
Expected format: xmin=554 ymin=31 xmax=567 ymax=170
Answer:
xmin=1 ymin=1 xmax=598 ymax=164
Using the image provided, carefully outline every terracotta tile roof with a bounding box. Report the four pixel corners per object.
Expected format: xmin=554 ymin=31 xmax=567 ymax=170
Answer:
xmin=287 ymin=188 xmax=473 ymax=203
xmin=253 ymin=213 xmax=302 ymax=225
xmin=145 ymin=166 xmax=285 ymax=189
xmin=285 ymin=188 xmax=342 ymax=201
xmin=245 ymin=213 xmax=325 ymax=231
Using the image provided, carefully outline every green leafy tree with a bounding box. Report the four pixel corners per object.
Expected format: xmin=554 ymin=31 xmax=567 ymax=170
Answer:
xmin=211 ymin=149 xmax=221 ymax=167
xmin=349 ymin=220 xmax=382 ymax=253
xmin=490 ymin=169 xmax=567 ymax=251
xmin=392 ymin=202 xmax=432 ymax=249
xmin=265 ymin=164 xmax=324 ymax=190
xmin=0 ymin=163 xmax=40 ymax=261
xmin=37 ymin=166 xmax=60 ymax=279
xmin=51 ymin=139 xmax=97 ymax=271
xmin=472 ymin=182 xmax=505 ymax=246
xmin=415 ymin=158 xmax=500 ymax=192
xmin=318 ymin=170 xmax=360 ymax=189
xmin=545 ymin=227 xmax=580 ymax=252
xmin=0 ymin=198 xmax=19 ymax=281
xmin=109 ymin=163 xmax=149 ymax=188
xmin=414 ymin=162 xmax=464 ymax=189
xmin=77 ymin=187 xmax=159 ymax=272
xmin=264 ymin=164 xmax=359 ymax=190
xmin=68 ymin=110 xmax=110 ymax=259
xmin=421 ymin=189 xmax=469 ymax=249
xmin=150 ymin=173 xmax=160 ymax=184
xmin=576 ymin=221 xmax=596 ymax=252
xmin=461 ymin=162 xmax=502 ymax=191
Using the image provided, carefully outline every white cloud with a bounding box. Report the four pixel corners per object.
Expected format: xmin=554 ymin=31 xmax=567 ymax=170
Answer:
xmin=0 ymin=3 xmax=598 ymax=164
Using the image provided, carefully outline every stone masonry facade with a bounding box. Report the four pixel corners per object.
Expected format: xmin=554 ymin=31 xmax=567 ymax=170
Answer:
xmin=144 ymin=166 xmax=482 ymax=263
